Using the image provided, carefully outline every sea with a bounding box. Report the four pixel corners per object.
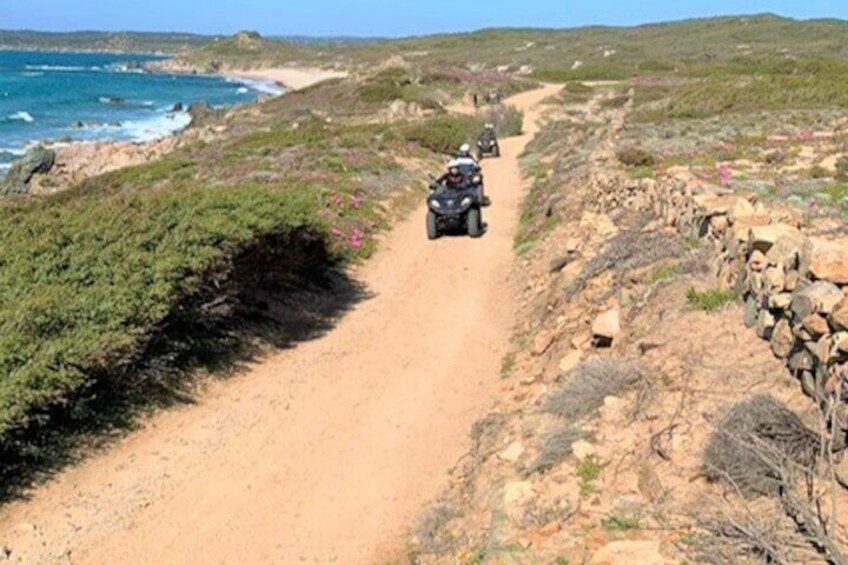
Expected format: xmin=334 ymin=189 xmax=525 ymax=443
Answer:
xmin=0 ymin=50 xmax=282 ymax=175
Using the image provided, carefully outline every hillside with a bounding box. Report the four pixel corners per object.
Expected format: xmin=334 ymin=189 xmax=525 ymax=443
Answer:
xmin=0 ymin=30 xmax=215 ymax=54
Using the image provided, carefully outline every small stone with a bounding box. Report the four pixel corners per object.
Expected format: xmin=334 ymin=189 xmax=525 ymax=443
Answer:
xmin=728 ymin=198 xmax=756 ymax=223
xmin=762 ymin=267 xmax=786 ymax=293
xmin=789 ymin=349 xmax=815 ymax=372
xmin=498 ymin=441 xmax=525 ymax=463
xmin=591 ymin=541 xmax=664 ymax=565
xmin=599 ymin=395 xmax=626 ymax=419
xmin=564 ymin=237 xmax=581 ymax=253
xmin=748 ymin=250 xmax=768 ymax=272
xmin=830 ymin=297 xmax=848 ymax=332
xmin=785 ymin=270 xmax=800 ymax=292
xmin=592 ymin=309 xmax=621 ymax=341
xmin=558 ymin=350 xmax=583 ymax=375
xmin=756 ymin=310 xmax=776 ymax=339
xmin=835 ymin=333 xmax=848 ymax=355
xmin=802 ymin=314 xmax=829 ymax=339
xmin=539 ymin=521 xmax=562 ymax=536
xmin=743 ymin=295 xmax=759 ymax=328
xmin=532 ymin=331 xmax=557 ymax=356
xmin=768 ymin=292 xmax=793 ymax=310
xmin=572 ymin=439 xmax=596 ymax=460
xmin=806 ymin=336 xmax=832 ymax=364
xmin=771 ymin=319 xmax=795 ymax=358
xmin=800 ymin=370 xmax=817 ymax=398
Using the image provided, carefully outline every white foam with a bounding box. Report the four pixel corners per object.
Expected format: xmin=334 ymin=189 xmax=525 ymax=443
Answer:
xmin=7 ymin=111 xmax=34 ymax=123
xmin=0 ymin=147 xmax=26 ymax=156
xmin=25 ymin=64 xmax=98 ymax=72
xmin=237 ymin=87 xmax=249 ymax=94
xmin=118 ymin=111 xmax=192 ymax=142
xmin=229 ymin=76 xmax=285 ymax=97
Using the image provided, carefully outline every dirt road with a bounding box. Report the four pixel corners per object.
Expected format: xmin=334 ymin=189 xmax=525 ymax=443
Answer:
xmin=0 ymin=85 xmax=559 ymax=564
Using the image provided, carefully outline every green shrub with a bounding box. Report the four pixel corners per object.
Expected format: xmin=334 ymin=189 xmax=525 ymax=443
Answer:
xmin=404 ymin=114 xmax=482 ymax=154
xmin=603 ymin=515 xmax=642 ymax=531
xmin=577 ymin=456 xmax=605 ymax=496
xmin=616 ymin=147 xmax=656 ymax=168
xmin=686 ymin=287 xmax=737 ymax=312
xmin=836 ymin=157 xmax=848 ymax=182
xmin=357 ymin=81 xmax=404 ymax=103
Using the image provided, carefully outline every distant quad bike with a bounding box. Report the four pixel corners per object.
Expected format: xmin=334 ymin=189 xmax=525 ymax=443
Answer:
xmin=426 ymin=178 xmax=484 ymax=240
xmin=476 ymin=135 xmax=500 ymax=160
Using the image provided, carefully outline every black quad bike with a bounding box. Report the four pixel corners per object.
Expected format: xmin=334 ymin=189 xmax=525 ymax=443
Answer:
xmin=476 ymin=136 xmax=500 ymax=160
xmin=457 ymin=163 xmax=490 ymax=207
xmin=426 ymin=180 xmax=484 ymax=240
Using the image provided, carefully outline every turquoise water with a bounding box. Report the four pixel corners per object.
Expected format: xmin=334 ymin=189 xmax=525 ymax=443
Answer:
xmin=0 ymin=50 xmax=279 ymax=173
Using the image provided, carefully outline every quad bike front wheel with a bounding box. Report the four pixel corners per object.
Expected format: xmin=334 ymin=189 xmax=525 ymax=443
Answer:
xmin=467 ymin=208 xmax=483 ymax=238
xmin=426 ymin=210 xmax=439 ymax=240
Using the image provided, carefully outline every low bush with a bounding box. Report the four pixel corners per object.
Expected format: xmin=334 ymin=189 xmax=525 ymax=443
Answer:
xmin=616 ymin=147 xmax=656 ymax=168
xmin=404 ymin=114 xmax=482 ymax=155
xmin=544 ymin=357 xmax=642 ymax=421
xmin=836 ymin=156 xmax=848 ymax=182
xmin=527 ymin=424 xmax=589 ymax=475
xmin=481 ymin=104 xmax=524 ymax=137
xmin=703 ymin=394 xmax=819 ymax=497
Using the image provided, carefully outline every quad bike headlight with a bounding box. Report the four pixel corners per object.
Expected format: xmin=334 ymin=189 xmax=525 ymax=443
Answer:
xmin=472 ymin=175 xmax=481 ymax=184
xmin=461 ymin=197 xmax=473 ymax=208
xmin=429 ymin=199 xmax=441 ymax=209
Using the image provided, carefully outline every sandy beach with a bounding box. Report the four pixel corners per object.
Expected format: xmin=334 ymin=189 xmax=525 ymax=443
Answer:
xmin=229 ymin=67 xmax=348 ymax=91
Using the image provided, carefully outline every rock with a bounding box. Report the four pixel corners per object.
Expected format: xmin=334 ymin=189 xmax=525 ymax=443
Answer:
xmin=743 ymin=296 xmax=759 ymax=328
xmin=801 ymin=237 xmax=848 ymax=284
xmin=503 ymin=481 xmax=534 ymax=523
xmin=728 ymin=197 xmax=756 ymax=223
xmin=771 ymin=319 xmax=795 ymax=358
xmin=769 ymin=292 xmax=793 ymax=310
xmin=532 ymin=331 xmax=558 ymax=356
xmin=800 ymin=370 xmax=817 ymax=398
xmin=710 ymin=214 xmax=728 ymax=233
xmin=762 ymin=266 xmax=786 ymax=292
xmin=748 ymin=250 xmax=768 ymax=272
xmin=750 ymin=224 xmax=801 ymax=254
xmin=572 ymin=439 xmax=596 ymax=460
xmin=564 ymin=237 xmax=582 ymax=254
xmin=767 ymin=234 xmax=807 ymax=269
xmin=558 ymin=350 xmax=583 ymax=374
xmin=802 ymin=314 xmax=830 ymax=339
xmin=834 ymin=333 xmax=848 ymax=355
xmin=600 ymin=395 xmax=627 ymax=419
xmin=549 ymin=256 xmax=571 ymax=273
xmin=172 ymin=102 xmax=184 ymax=112
xmin=187 ymin=101 xmax=223 ymax=128
xmin=830 ymin=298 xmax=848 ymax=332
xmin=591 ymin=541 xmax=665 ymax=565
xmin=806 ymin=336 xmax=833 ymax=364
xmin=498 ymin=441 xmax=525 ymax=463
xmin=789 ymin=349 xmax=816 ymax=372
xmin=592 ymin=309 xmax=621 ymax=344
xmin=0 ymin=146 xmax=55 ymax=195
xmin=791 ymin=281 xmax=844 ymax=319
xmin=756 ymin=310 xmax=776 ymax=339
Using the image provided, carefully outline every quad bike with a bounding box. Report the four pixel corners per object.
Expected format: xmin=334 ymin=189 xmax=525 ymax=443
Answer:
xmin=426 ymin=179 xmax=484 ymax=240
xmin=476 ymin=136 xmax=500 ymax=160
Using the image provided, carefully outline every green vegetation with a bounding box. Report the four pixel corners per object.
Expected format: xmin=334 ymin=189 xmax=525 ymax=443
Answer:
xmin=0 ymin=30 xmax=213 ymax=53
xmin=648 ymin=263 xmax=685 ymax=284
xmin=686 ymin=286 xmax=737 ymax=312
xmin=603 ymin=515 xmax=642 ymax=531
xmin=617 ymin=147 xmax=656 ymax=168
xmin=404 ymin=114 xmax=482 ymax=155
xmin=577 ymin=456 xmax=605 ymax=497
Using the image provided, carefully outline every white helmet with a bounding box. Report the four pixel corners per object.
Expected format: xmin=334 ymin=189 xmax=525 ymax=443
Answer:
xmin=459 ymin=143 xmax=471 ymax=154
xmin=447 ymin=159 xmax=461 ymax=169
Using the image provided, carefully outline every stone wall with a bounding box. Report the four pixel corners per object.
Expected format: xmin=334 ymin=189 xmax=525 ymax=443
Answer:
xmin=596 ymin=173 xmax=848 ymax=434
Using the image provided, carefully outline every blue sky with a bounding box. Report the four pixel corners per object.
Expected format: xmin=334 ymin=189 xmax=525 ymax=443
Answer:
xmin=2 ymin=1 xmax=847 ymax=37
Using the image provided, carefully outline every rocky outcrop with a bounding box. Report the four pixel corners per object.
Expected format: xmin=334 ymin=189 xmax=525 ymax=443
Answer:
xmin=1 ymin=146 xmax=55 ymax=195
xmin=187 ymin=101 xmax=224 ymax=128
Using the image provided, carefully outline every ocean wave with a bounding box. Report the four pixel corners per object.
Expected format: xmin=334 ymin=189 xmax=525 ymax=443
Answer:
xmin=229 ymin=76 xmax=285 ymax=96
xmin=21 ymin=71 xmax=45 ymax=77
xmin=25 ymin=64 xmax=101 ymax=72
xmin=5 ymin=111 xmax=34 ymax=123
xmin=73 ymin=111 xmax=192 ymax=142
xmin=0 ymin=147 xmax=26 ymax=157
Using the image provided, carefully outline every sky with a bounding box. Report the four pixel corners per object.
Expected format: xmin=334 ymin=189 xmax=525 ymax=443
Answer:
xmin=2 ymin=0 xmax=847 ymax=37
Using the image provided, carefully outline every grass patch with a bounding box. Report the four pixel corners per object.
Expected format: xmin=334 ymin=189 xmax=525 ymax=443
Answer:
xmin=577 ymin=456 xmax=604 ymax=497
xmin=648 ymin=263 xmax=685 ymax=284
xmin=686 ymin=286 xmax=737 ymax=312
xmin=603 ymin=515 xmax=642 ymax=531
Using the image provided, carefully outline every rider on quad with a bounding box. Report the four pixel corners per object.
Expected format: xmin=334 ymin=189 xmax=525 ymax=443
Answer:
xmin=434 ymin=161 xmax=467 ymax=190
xmin=453 ymin=145 xmax=489 ymax=206
xmin=476 ymin=123 xmax=499 ymax=159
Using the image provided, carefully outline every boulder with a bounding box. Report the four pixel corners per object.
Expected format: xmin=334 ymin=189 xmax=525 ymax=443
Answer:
xmin=801 ymin=314 xmax=830 ymax=339
xmin=558 ymin=350 xmax=583 ymax=374
xmin=771 ymin=319 xmax=795 ymax=358
xmin=766 ymin=233 xmax=808 ymax=269
xmin=768 ymin=292 xmax=793 ymax=310
xmin=187 ymin=101 xmax=223 ymax=128
xmin=748 ymin=250 xmax=768 ymax=272
xmin=0 ymin=146 xmax=55 ymax=195
xmin=789 ymin=349 xmax=815 ymax=372
xmin=172 ymin=102 xmax=184 ymax=112
xmin=750 ymin=224 xmax=802 ymax=254
xmin=592 ymin=309 xmax=621 ymax=344
xmin=743 ymin=296 xmax=759 ymax=328
xmin=762 ymin=266 xmax=786 ymax=293
xmin=728 ymin=197 xmax=756 ymax=223
xmin=791 ymin=281 xmax=844 ymax=319
xmin=830 ymin=297 xmax=848 ymax=332
xmin=801 ymin=237 xmax=848 ymax=284
xmin=756 ymin=310 xmax=776 ymax=339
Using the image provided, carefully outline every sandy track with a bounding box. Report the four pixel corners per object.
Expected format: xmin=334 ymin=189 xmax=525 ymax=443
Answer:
xmin=0 ymin=85 xmax=559 ymax=564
